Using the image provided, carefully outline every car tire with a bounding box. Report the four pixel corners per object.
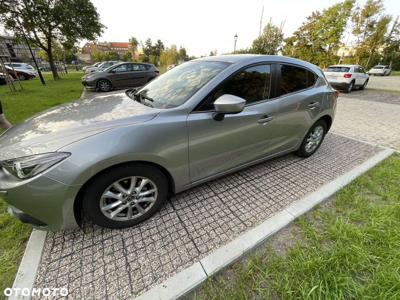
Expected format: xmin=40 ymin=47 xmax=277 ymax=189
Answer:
xmin=18 ymin=74 xmax=26 ymax=81
xmin=344 ymin=81 xmax=354 ymax=93
xmin=359 ymin=79 xmax=368 ymax=90
xmin=295 ymin=120 xmax=327 ymax=158
xmin=97 ymin=79 xmax=112 ymax=92
xmin=83 ymin=163 xmax=168 ymax=229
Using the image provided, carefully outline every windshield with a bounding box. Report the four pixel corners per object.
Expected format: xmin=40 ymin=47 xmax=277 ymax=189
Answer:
xmin=326 ymin=66 xmax=350 ymax=72
xmin=133 ymin=61 xmax=229 ymax=109
xmin=373 ymin=66 xmax=384 ymax=69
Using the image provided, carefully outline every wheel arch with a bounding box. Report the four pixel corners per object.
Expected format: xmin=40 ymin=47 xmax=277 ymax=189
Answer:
xmin=318 ymin=115 xmax=332 ymax=131
xmin=73 ymin=160 xmax=176 ymax=227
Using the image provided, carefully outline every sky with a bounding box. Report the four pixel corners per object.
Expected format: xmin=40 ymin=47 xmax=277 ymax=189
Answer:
xmin=90 ymin=0 xmax=399 ymax=57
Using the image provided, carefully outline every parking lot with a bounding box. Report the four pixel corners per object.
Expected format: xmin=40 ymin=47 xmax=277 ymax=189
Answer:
xmin=332 ymin=76 xmax=400 ymax=150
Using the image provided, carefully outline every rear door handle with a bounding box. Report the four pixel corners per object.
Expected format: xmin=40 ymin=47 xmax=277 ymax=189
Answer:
xmin=307 ymin=102 xmax=319 ymax=110
xmin=258 ymin=115 xmax=274 ymax=125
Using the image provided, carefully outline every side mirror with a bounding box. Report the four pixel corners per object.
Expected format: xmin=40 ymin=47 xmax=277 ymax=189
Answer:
xmin=213 ymin=94 xmax=246 ymax=121
xmin=109 ymin=69 xmax=116 ymax=73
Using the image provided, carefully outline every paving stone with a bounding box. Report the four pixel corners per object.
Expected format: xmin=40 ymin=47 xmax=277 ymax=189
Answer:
xmin=33 ymin=133 xmax=382 ymax=299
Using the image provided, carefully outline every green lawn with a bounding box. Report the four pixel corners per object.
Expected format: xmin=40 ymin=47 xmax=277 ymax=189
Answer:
xmin=194 ymin=154 xmax=400 ymax=300
xmin=390 ymin=71 xmax=400 ymax=76
xmin=0 ymin=72 xmax=83 ymax=295
xmin=1 ymin=71 xmax=83 ymax=124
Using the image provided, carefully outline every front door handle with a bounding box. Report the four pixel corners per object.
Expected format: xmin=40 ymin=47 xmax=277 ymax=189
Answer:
xmin=307 ymin=102 xmax=319 ymax=110
xmin=258 ymin=115 xmax=274 ymax=125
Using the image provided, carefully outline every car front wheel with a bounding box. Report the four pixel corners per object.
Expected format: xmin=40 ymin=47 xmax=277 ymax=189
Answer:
xmin=97 ymin=79 xmax=112 ymax=92
xmin=296 ymin=120 xmax=327 ymax=157
xmin=83 ymin=164 xmax=168 ymax=229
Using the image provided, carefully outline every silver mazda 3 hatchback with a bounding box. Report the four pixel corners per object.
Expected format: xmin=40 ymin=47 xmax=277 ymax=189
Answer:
xmin=0 ymin=55 xmax=337 ymax=230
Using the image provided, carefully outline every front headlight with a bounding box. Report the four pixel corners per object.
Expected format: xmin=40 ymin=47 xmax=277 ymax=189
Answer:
xmin=0 ymin=152 xmax=70 ymax=179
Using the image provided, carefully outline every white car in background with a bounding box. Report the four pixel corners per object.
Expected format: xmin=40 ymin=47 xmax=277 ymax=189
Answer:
xmin=324 ymin=65 xmax=369 ymax=93
xmin=4 ymin=62 xmax=37 ymax=77
xmin=368 ymin=65 xmax=391 ymax=76
xmin=82 ymin=62 xmax=102 ymax=72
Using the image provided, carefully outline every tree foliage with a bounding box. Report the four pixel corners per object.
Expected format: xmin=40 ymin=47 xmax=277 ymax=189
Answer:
xmin=0 ymin=0 xmax=103 ymax=79
xmin=283 ymin=0 xmax=355 ymax=67
xmin=351 ymin=0 xmax=391 ymax=68
xmin=251 ymin=22 xmax=283 ymax=55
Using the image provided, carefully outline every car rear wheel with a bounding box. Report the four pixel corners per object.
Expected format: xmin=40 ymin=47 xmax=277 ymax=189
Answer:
xmin=97 ymin=79 xmax=112 ymax=92
xmin=359 ymin=79 xmax=368 ymax=90
xmin=296 ymin=120 xmax=327 ymax=158
xmin=345 ymin=81 xmax=354 ymax=93
xmin=18 ymin=74 xmax=26 ymax=81
xmin=83 ymin=164 xmax=168 ymax=229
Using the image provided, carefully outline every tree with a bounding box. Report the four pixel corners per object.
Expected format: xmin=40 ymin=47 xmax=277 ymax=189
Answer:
xmin=129 ymin=36 xmax=139 ymax=60
xmin=283 ymin=0 xmax=354 ymax=67
xmin=382 ymin=17 xmax=400 ymax=70
xmin=103 ymin=51 xmax=119 ymax=61
xmin=251 ymin=21 xmax=283 ymax=55
xmin=351 ymin=0 xmax=391 ymax=68
xmin=178 ymin=47 xmax=189 ymax=61
xmin=160 ymin=45 xmax=179 ymax=67
xmin=122 ymin=51 xmax=132 ymax=62
xmin=0 ymin=0 xmax=104 ymax=80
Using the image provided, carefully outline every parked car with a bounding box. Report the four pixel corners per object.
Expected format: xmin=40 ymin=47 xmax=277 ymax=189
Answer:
xmin=85 ymin=61 xmax=119 ymax=74
xmin=5 ymin=62 xmax=35 ymax=71
xmin=4 ymin=65 xmax=36 ymax=80
xmin=0 ymin=55 xmax=337 ymax=230
xmin=368 ymin=65 xmax=391 ymax=76
xmin=82 ymin=62 xmax=159 ymax=92
xmin=82 ymin=62 xmax=102 ymax=72
xmin=0 ymin=73 xmax=7 ymax=85
xmin=324 ymin=64 xmax=369 ymax=93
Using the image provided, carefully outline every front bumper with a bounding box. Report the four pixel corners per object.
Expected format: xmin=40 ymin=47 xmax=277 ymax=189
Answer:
xmin=81 ymin=79 xmax=97 ymax=90
xmin=0 ymin=173 xmax=81 ymax=231
xmin=8 ymin=206 xmax=47 ymax=228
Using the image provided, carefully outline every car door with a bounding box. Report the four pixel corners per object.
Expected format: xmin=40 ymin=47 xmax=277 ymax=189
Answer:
xmin=107 ymin=63 xmax=130 ymax=88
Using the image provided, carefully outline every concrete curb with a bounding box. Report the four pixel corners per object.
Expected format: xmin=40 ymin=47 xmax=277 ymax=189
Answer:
xmin=135 ymin=147 xmax=394 ymax=300
xmin=9 ymin=229 xmax=47 ymax=300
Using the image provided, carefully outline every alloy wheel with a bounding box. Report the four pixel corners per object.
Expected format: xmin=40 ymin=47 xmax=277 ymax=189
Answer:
xmin=100 ymin=176 xmax=158 ymax=221
xmin=98 ymin=80 xmax=111 ymax=92
xmin=305 ymin=125 xmax=324 ymax=153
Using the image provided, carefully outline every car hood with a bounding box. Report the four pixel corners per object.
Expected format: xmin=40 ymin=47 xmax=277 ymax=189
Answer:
xmin=0 ymin=92 xmax=160 ymax=160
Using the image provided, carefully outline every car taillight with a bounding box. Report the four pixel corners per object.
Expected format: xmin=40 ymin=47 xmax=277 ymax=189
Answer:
xmin=344 ymin=73 xmax=352 ymax=78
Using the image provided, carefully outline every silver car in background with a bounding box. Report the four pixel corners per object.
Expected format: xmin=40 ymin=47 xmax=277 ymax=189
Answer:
xmin=368 ymin=65 xmax=391 ymax=76
xmin=0 ymin=55 xmax=337 ymax=230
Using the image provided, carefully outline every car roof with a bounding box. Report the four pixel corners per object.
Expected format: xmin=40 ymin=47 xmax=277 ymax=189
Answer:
xmin=327 ymin=64 xmax=356 ymax=68
xmin=193 ymin=54 xmax=321 ymax=73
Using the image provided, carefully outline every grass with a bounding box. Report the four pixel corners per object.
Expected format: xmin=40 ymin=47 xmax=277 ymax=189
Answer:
xmin=390 ymin=71 xmax=400 ymax=76
xmin=1 ymin=71 xmax=84 ymax=125
xmin=0 ymin=72 xmax=83 ymax=295
xmin=194 ymin=154 xmax=400 ymax=300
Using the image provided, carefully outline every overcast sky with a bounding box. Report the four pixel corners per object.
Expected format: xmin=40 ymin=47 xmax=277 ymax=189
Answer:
xmin=91 ymin=0 xmax=399 ymax=56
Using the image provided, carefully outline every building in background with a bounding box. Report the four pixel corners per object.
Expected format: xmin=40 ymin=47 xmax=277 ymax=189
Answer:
xmin=0 ymin=35 xmax=40 ymax=63
xmin=80 ymin=41 xmax=139 ymax=63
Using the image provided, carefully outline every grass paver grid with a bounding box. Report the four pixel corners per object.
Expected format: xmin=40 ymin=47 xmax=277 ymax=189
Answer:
xmin=33 ymin=133 xmax=382 ymax=299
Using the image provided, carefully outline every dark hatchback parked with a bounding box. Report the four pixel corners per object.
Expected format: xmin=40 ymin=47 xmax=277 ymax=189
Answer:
xmin=82 ymin=62 xmax=159 ymax=92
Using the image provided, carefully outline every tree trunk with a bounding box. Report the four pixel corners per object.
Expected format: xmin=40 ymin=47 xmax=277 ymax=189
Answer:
xmin=47 ymin=44 xmax=59 ymax=80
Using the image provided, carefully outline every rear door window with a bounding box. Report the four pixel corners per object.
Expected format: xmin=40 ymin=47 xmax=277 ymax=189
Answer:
xmin=278 ymin=64 xmax=317 ymax=96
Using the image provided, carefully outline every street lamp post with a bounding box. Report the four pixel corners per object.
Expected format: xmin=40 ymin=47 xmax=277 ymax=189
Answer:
xmin=234 ymin=34 xmax=238 ymax=53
